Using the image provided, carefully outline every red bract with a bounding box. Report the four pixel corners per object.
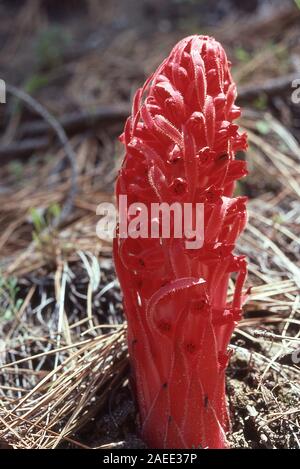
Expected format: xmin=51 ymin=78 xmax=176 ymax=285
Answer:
xmin=114 ymin=35 xmax=248 ymax=449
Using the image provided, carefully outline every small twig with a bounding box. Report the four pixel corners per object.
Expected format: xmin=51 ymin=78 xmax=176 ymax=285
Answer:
xmin=254 ymin=329 xmax=300 ymax=342
xmin=5 ymin=83 xmax=78 ymax=225
xmin=238 ymin=73 xmax=299 ymax=101
xmin=18 ymin=104 xmax=130 ymax=138
xmin=0 ymin=137 xmax=49 ymax=159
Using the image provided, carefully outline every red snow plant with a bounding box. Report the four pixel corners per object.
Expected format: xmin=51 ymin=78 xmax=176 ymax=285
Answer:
xmin=113 ymin=35 xmax=248 ymax=449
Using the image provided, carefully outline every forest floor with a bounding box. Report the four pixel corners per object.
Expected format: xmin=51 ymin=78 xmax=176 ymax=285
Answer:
xmin=0 ymin=0 xmax=300 ymax=449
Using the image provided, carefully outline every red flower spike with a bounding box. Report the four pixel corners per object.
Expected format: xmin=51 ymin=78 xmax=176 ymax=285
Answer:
xmin=114 ymin=35 xmax=248 ymax=449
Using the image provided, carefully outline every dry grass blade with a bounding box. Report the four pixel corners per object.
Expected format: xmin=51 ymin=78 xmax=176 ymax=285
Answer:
xmin=0 ymin=325 xmax=127 ymax=449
